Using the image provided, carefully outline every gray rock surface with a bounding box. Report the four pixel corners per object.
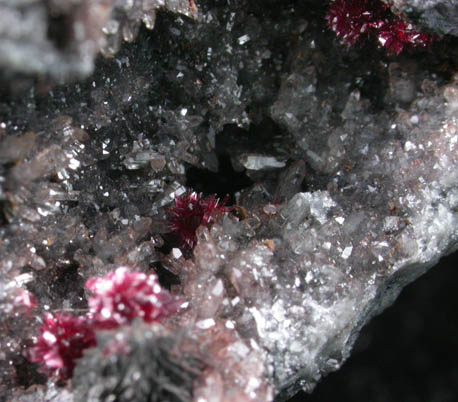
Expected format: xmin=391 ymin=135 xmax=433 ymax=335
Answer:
xmin=383 ymin=0 xmax=458 ymax=36
xmin=0 ymin=0 xmax=108 ymax=80
xmin=0 ymin=0 xmax=196 ymax=82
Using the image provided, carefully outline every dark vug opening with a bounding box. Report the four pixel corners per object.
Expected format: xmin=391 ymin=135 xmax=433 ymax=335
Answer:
xmin=186 ymin=118 xmax=287 ymax=203
xmin=47 ymin=11 xmax=73 ymax=50
xmin=185 ymin=153 xmax=253 ymax=206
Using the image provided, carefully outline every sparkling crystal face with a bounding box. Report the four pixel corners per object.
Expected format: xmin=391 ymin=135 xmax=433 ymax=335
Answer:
xmin=326 ymin=0 xmax=436 ymax=54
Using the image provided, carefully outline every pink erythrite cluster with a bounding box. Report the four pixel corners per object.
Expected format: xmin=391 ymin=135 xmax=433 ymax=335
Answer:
xmin=86 ymin=267 xmax=182 ymax=329
xmin=13 ymin=289 xmax=38 ymax=310
xmin=27 ymin=313 xmax=97 ymax=380
xmin=326 ymin=0 xmax=436 ymax=54
xmin=27 ymin=268 xmax=180 ymax=379
xmin=167 ymin=191 xmax=228 ymax=250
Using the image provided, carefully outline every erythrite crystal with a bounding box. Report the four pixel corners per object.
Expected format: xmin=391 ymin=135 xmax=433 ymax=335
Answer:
xmin=13 ymin=289 xmax=38 ymax=311
xmin=27 ymin=313 xmax=96 ymax=380
xmin=167 ymin=191 xmax=229 ymax=251
xmin=86 ymin=267 xmax=181 ymax=329
xmin=326 ymin=0 xmax=436 ymax=54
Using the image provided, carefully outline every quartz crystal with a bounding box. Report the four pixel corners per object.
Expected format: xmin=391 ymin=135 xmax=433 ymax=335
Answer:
xmin=0 ymin=0 xmax=457 ymax=401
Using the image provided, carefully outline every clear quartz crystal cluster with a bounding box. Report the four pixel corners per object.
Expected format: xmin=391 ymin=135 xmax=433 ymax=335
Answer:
xmin=0 ymin=0 xmax=457 ymax=401
xmin=101 ymin=0 xmax=198 ymax=56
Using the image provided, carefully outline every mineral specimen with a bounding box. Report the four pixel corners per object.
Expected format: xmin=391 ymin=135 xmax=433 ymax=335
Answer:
xmin=27 ymin=313 xmax=97 ymax=380
xmin=0 ymin=0 xmax=457 ymax=401
xmin=25 ymin=267 xmax=180 ymax=381
xmin=86 ymin=267 xmax=181 ymax=329
xmin=0 ymin=0 xmax=198 ymax=83
xmin=167 ymin=191 xmax=229 ymax=251
xmin=326 ymin=0 xmax=436 ymax=54
xmin=0 ymin=0 xmax=109 ymax=81
xmin=73 ymin=321 xmax=204 ymax=402
xmin=383 ymin=0 xmax=458 ymax=36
